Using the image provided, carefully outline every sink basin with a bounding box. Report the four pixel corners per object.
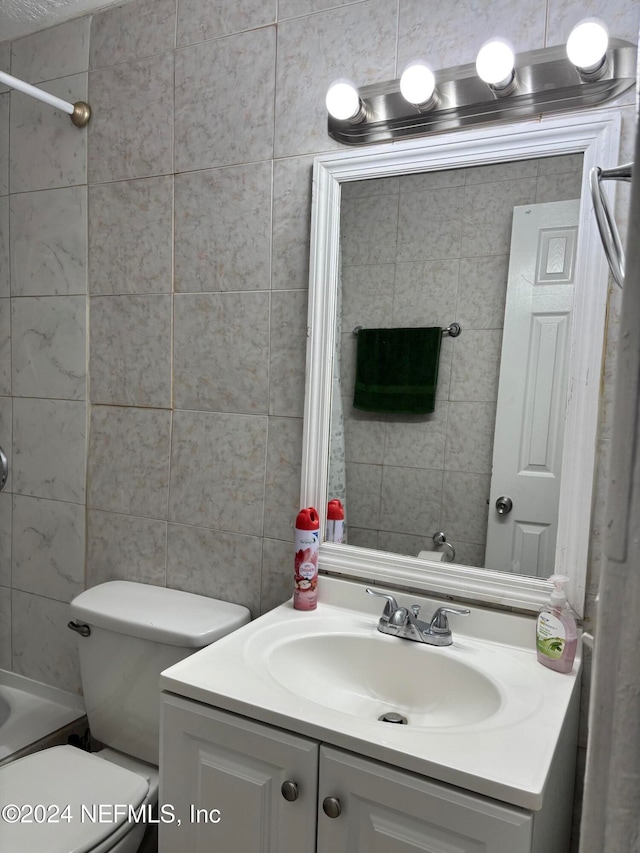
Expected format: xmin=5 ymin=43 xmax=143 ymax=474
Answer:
xmin=265 ymin=632 xmax=502 ymax=727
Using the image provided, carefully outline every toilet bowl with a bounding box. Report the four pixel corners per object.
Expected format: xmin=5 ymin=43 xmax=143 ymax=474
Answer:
xmin=0 ymin=582 xmax=250 ymax=853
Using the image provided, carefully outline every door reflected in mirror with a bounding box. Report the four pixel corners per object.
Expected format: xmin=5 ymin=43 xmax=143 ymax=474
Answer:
xmin=329 ymin=154 xmax=583 ymax=578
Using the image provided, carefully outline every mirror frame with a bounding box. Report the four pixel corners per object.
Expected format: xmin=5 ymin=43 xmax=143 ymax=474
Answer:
xmin=301 ymin=110 xmax=622 ymax=617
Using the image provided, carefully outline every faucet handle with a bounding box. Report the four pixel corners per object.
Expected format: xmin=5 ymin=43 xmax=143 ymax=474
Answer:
xmin=366 ymin=588 xmax=399 ymax=619
xmin=428 ymin=606 xmax=470 ymax=633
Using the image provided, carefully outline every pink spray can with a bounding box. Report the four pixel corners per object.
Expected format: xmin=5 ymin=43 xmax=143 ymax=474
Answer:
xmin=294 ymin=507 xmax=319 ymax=611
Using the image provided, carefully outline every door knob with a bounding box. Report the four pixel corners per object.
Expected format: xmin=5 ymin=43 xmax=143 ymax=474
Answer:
xmin=322 ymin=797 xmax=342 ymax=818
xmin=281 ymin=781 xmax=299 ymax=801
xmin=495 ymin=496 xmax=513 ymax=515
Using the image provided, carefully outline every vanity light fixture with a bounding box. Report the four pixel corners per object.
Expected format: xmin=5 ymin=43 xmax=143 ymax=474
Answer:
xmin=326 ymin=21 xmax=636 ymax=145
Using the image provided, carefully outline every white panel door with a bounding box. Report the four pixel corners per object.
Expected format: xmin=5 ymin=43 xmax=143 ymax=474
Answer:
xmin=317 ymin=746 xmax=533 ymax=853
xmin=159 ymin=694 xmax=319 ymax=853
xmin=485 ymin=200 xmax=580 ymax=577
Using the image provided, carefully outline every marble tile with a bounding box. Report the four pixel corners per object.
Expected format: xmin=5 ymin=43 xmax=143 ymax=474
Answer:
xmin=86 ymin=510 xmax=167 ymax=587
xmin=272 ymin=155 xmax=314 ymax=290
xmin=0 ymin=197 xmax=8 ymax=296
xmin=345 ymin=462 xmax=382 ymax=529
xmin=174 ymin=163 xmax=272 ymax=293
xmin=547 ymin=0 xmax=640 ymax=49
xmin=0 ymin=586 xmax=10 ymax=670
xmin=343 ymin=176 xmax=400 ymax=199
xmin=0 ymin=95 xmax=7 ymax=195
xmin=449 ymin=330 xmax=503 ymax=402
xmin=12 ymin=296 xmax=87 ymax=400
xmin=0 ymin=493 xmax=11 ymax=588
xmin=0 ymin=397 xmax=11 ymax=493
xmin=88 ymin=406 xmax=171 ymax=518
xmin=461 ymin=177 xmax=538 ymax=257
xmin=10 ymin=74 xmax=88 ymax=193
xmin=378 ymin=529 xmax=431 ymax=559
xmin=13 ymin=398 xmax=86 ymax=503
xmin=10 ymin=187 xmax=87 ymax=296
xmin=451 ymin=540 xmax=486 ymax=568
xmin=341 ymin=264 xmax=395 ymax=332
xmin=399 ymin=171 xmax=464 ymax=193
xmin=88 ymin=176 xmax=173 ymax=295
xmin=11 ymin=18 xmax=90 ymax=83
xmin=398 ymin=0 xmax=546 ymax=72
xmin=396 ymin=186 xmax=464 ymax=262
xmin=274 ymin=0 xmax=397 ymax=158
xmin=380 ymin=465 xmax=443 ymax=537
xmin=175 ymin=28 xmax=276 ymax=171
xmin=538 ymin=153 xmax=584 ymax=175
xmin=169 ymin=411 xmax=268 ymax=535
xmin=264 ymin=417 xmax=303 ymax=542
xmin=457 ymin=255 xmax=509 ymax=331
xmin=12 ymin=495 xmax=85 ymax=602
xmin=178 ymin=0 xmax=276 ymax=46
xmin=384 ymin=403 xmax=448 ymax=470
xmin=535 ymin=171 xmax=583 ymax=204
xmin=441 ymin=471 xmax=490 ymax=545
xmin=12 ymin=589 xmax=82 ymax=693
xmin=278 ymin=0 xmax=366 ymax=18
xmin=269 ymin=290 xmax=308 ymax=417
xmin=341 ymin=193 xmax=399 ymax=266
xmin=167 ymin=523 xmax=262 ymax=617
xmin=88 ymin=52 xmax=174 ymax=184
xmin=444 ymin=401 xmax=496 ymax=474
xmin=347 ymin=526 xmax=378 ymax=549
xmin=0 ymin=43 xmax=9 ymax=92
xmin=260 ymin=537 xmax=293 ymax=615
xmin=0 ymin=300 xmax=10 ymax=395
xmin=463 ymin=159 xmax=539 ymax=186
xmin=173 ymin=292 xmax=269 ymax=413
xmin=91 ymin=0 xmax=177 ymax=69
xmin=393 ymin=260 xmax=460 ymax=327
xmin=90 ymin=294 xmax=172 ymax=407
xmin=343 ymin=402 xmax=386 ymax=465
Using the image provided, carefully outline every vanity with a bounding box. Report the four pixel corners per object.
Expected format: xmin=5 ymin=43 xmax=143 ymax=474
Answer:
xmin=159 ymin=576 xmax=580 ymax=853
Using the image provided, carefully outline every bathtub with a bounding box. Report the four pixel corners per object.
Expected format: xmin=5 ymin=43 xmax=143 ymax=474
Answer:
xmin=0 ymin=669 xmax=86 ymax=765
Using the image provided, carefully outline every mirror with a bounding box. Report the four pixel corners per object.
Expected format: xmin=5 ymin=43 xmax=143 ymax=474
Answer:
xmin=301 ymin=111 xmax=622 ymax=617
xmin=333 ymin=157 xmax=583 ymax=576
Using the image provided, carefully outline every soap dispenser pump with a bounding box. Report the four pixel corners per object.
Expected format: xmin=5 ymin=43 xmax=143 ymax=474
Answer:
xmin=536 ymin=575 xmax=578 ymax=673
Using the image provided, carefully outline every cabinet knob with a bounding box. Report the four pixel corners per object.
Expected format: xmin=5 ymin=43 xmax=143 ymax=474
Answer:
xmin=281 ymin=781 xmax=299 ymax=802
xmin=322 ymin=797 xmax=342 ymax=818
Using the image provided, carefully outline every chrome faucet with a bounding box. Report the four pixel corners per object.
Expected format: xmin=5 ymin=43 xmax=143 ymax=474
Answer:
xmin=366 ymin=588 xmax=470 ymax=646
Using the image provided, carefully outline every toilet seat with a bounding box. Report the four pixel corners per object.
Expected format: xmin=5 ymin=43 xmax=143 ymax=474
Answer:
xmin=0 ymin=745 xmax=149 ymax=853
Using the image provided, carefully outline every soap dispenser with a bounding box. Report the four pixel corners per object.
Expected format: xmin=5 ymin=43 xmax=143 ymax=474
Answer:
xmin=536 ymin=575 xmax=578 ymax=673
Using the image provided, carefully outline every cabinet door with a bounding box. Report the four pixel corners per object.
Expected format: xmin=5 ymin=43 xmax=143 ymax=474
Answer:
xmin=160 ymin=694 xmax=319 ymax=853
xmin=317 ymin=746 xmax=533 ymax=853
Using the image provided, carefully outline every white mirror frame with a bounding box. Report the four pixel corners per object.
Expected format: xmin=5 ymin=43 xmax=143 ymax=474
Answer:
xmin=301 ymin=110 xmax=622 ymax=617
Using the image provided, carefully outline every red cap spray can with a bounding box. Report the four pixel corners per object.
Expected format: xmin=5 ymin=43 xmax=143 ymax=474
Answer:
xmin=326 ymin=499 xmax=345 ymax=543
xmin=294 ymin=507 xmax=319 ymax=611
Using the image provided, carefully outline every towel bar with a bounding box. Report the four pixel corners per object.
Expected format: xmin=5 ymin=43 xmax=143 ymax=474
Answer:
xmin=353 ymin=323 xmax=461 ymax=337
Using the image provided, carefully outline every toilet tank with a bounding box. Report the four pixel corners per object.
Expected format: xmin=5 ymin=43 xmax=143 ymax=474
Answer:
xmin=69 ymin=581 xmax=250 ymax=765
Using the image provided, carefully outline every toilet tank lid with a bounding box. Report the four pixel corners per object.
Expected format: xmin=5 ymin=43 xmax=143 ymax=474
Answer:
xmin=70 ymin=582 xmax=251 ymax=647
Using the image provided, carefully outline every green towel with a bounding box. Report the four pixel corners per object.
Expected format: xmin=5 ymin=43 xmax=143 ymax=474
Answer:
xmin=353 ymin=327 xmax=442 ymax=414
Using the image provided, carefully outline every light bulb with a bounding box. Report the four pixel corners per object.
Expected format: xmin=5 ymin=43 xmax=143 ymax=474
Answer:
xmin=566 ymin=19 xmax=608 ymax=72
xmin=400 ymin=62 xmax=436 ymax=107
xmin=475 ymin=39 xmax=515 ymax=89
xmin=325 ymin=81 xmax=363 ymax=122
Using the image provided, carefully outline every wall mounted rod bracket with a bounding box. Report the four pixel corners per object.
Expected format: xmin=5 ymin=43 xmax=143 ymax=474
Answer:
xmin=0 ymin=70 xmax=91 ymax=128
xmin=328 ymin=39 xmax=636 ymax=146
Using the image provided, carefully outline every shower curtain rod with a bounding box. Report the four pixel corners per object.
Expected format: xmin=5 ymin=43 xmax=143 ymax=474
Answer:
xmin=0 ymin=70 xmax=90 ymax=127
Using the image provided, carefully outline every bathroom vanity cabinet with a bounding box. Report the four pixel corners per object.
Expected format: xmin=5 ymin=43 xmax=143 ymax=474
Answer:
xmin=160 ymin=692 xmax=553 ymax=853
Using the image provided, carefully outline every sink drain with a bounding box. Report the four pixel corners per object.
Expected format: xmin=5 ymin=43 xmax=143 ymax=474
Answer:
xmin=378 ymin=711 xmax=407 ymax=724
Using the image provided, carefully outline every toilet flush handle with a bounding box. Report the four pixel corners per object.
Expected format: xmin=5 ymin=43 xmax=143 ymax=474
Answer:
xmin=68 ymin=620 xmax=91 ymax=637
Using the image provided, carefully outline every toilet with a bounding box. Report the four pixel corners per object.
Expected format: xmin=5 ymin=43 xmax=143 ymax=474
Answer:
xmin=0 ymin=581 xmax=250 ymax=853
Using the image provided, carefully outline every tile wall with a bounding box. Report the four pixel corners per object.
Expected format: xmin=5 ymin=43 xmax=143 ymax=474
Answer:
xmin=0 ymin=1 xmax=637 ymax=841
xmin=339 ymin=155 xmax=583 ymax=565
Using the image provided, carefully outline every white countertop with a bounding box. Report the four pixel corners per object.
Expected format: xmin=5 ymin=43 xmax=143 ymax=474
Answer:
xmin=160 ymin=576 xmax=580 ymax=811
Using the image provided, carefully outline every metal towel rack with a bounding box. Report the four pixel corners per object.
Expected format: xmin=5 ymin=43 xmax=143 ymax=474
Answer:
xmin=589 ymin=162 xmax=633 ymax=289
xmin=353 ymin=323 xmax=461 ymax=337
